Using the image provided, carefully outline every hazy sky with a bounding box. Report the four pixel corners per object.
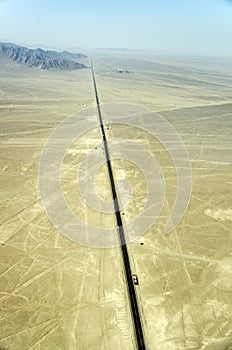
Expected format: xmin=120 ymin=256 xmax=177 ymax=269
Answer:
xmin=1 ymin=0 xmax=232 ymax=55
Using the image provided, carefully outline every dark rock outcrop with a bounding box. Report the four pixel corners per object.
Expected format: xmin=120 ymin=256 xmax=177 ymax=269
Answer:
xmin=113 ymin=69 xmax=134 ymax=74
xmin=0 ymin=42 xmax=88 ymax=70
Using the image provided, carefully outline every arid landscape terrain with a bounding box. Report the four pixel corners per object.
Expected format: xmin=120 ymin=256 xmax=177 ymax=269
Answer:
xmin=0 ymin=50 xmax=232 ymax=350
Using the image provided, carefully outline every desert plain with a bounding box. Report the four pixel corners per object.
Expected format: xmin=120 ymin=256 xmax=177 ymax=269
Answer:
xmin=0 ymin=52 xmax=232 ymax=349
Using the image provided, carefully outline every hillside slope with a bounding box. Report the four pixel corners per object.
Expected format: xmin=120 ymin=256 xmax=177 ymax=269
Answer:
xmin=0 ymin=42 xmax=88 ymax=70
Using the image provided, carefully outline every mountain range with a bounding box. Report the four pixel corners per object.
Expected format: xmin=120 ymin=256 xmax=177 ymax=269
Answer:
xmin=0 ymin=42 xmax=88 ymax=70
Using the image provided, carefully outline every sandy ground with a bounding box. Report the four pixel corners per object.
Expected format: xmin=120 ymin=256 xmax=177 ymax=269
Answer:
xmin=0 ymin=53 xmax=232 ymax=349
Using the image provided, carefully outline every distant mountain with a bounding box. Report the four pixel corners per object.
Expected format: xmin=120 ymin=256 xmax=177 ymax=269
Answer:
xmin=97 ymin=47 xmax=148 ymax=53
xmin=0 ymin=42 xmax=88 ymax=70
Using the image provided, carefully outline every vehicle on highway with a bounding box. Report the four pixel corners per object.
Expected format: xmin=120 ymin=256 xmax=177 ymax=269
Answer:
xmin=133 ymin=274 xmax=139 ymax=285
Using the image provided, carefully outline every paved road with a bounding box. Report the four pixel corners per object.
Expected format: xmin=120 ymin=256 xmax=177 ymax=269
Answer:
xmin=90 ymin=57 xmax=146 ymax=350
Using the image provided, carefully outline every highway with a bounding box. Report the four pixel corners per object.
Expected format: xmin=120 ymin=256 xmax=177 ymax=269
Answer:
xmin=90 ymin=57 xmax=146 ymax=350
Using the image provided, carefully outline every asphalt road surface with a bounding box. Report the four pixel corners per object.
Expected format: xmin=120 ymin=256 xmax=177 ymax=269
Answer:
xmin=90 ymin=57 xmax=146 ymax=350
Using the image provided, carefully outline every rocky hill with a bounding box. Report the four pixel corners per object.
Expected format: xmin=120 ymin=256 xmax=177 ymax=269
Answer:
xmin=0 ymin=42 xmax=88 ymax=70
